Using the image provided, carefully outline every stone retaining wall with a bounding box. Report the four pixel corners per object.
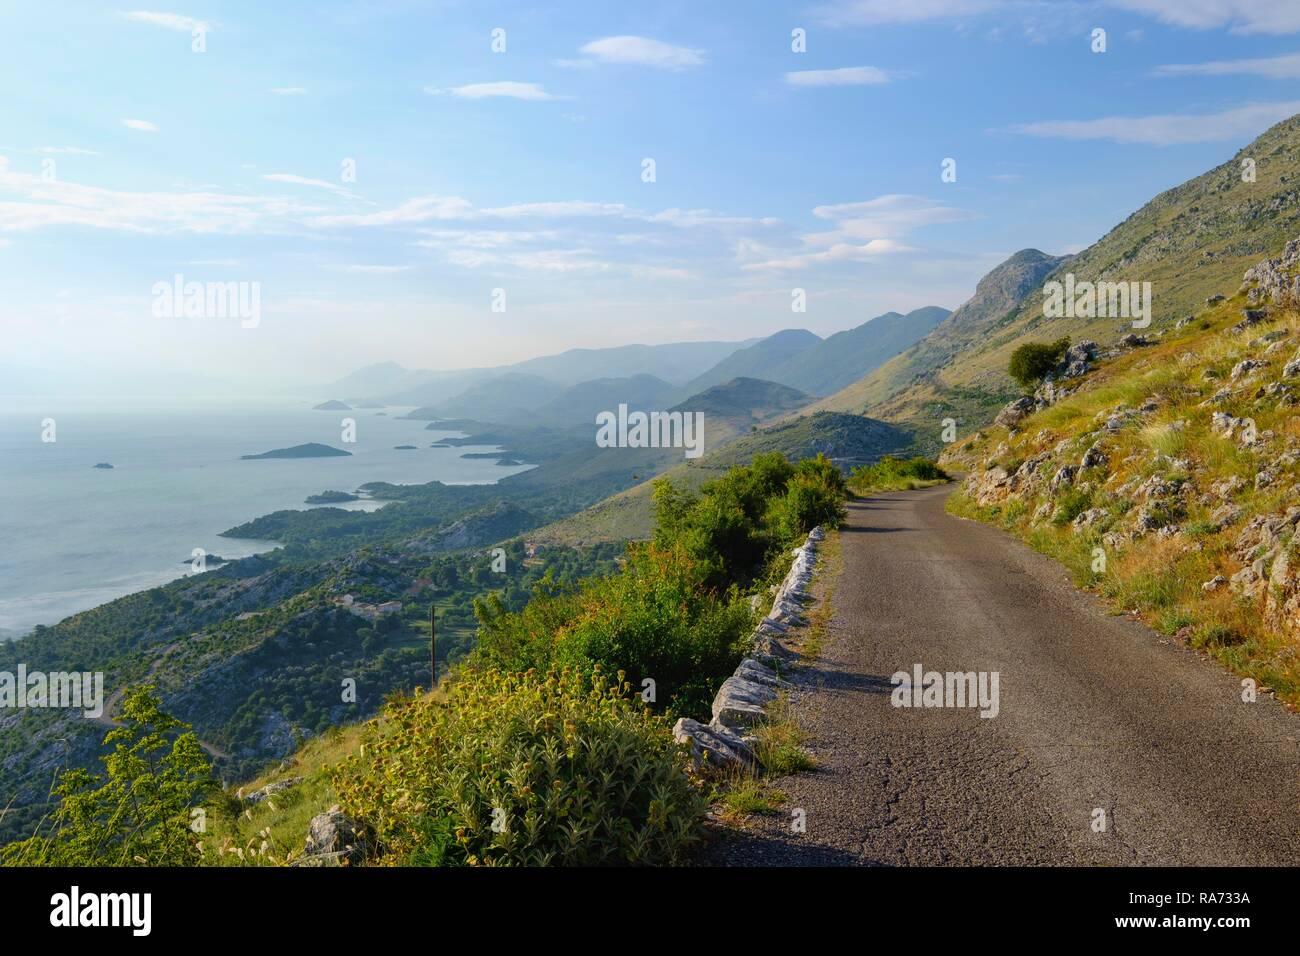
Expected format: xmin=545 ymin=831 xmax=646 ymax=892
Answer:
xmin=672 ymin=526 xmax=825 ymax=770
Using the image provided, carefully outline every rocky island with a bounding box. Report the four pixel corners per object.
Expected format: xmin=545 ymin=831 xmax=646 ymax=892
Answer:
xmin=304 ymin=490 xmax=360 ymax=504
xmin=93 ymin=462 xmax=114 ymax=469
xmin=240 ymin=443 xmax=352 ymax=460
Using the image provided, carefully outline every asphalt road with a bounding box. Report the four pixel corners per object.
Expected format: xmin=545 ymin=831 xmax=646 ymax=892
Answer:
xmin=709 ymin=485 xmax=1300 ymax=865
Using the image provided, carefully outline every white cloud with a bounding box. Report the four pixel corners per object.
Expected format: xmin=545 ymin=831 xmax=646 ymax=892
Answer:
xmin=424 ymin=82 xmax=562 ymax=101
xmin=575 ymin=36 xmax=705 ymax=70
xmin=0 ymin=155 xmax=322 ymax=233
xmin=261 ymin=173 xmax=354 ymax=197
xmin=785 ymin=66 xmax=898 ymax=87
xmin=743 ymin=239 xmax=915 ymax=271
xmin=118 ymin=10 xmax=209 ymax=32
xmin=810 ymin=194 xmax=974 ymax=238
xmin=1002 ymin=101 xmax=1300 ymax=145
xmin=1153 ymin=52 xmax=1300 ymax=78
xmin=269 ymin=87 xmax=307 ymax=95
xmin=313 ymin=195 xmax=473 ymax=227
xmin=1111 ymin=0 xmax=1300 ymax=35
xmin=122 ymin=118 xmax=159 ymax=132
xmin=740 ymin=194 xmax=969 ymax=271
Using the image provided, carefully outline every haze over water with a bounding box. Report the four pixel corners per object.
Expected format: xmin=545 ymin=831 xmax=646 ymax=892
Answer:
xmin=0 ymin=396 xmax=532 ymax=638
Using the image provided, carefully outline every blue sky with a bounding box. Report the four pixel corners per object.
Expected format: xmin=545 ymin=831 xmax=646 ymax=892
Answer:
xmin=4 ymin=0 xmax=1300 ymax=388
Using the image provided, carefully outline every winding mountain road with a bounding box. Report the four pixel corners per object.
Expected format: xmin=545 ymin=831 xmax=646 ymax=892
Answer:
xmin=711 ymin=485 xmax=1300 ymax=866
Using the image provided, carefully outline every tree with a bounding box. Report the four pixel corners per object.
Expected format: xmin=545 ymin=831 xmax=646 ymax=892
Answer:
xmin=2 ymin=685 xmax=215 ymax=866
xmin=1008 ymin=337 xmax=1070 ymax=390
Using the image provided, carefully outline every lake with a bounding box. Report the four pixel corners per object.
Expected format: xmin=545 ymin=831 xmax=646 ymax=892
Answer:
xmin=0 ymin=395 xmax=532 ymax=638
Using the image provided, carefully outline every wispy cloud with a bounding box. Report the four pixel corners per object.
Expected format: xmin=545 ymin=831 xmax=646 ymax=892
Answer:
xmin=118 ymin=10 xmax=209 ymax=32
xmin=570 ymin=36 xmax=705 ymax=70
xmin=743 ymin=239 xmax=916 ymax=271
xmin=1111 ymin=0 xmax=1300 ymax=35
xmin=269 ymin=86 xmax=307 ymax=95
xmin=423 ymin=81 xmax=562 ymax=101
xmin=0 ymin=156 xmax=323 ymax=233
xmin=342 ymin=264 xmax=411 ymax=274
xmin=741 ymin=194 xmax=970 ymax=271
xmin=785 ymin=66 xmax=898 ymax=87
xmin=0 ymin=145 xmax=101 ymax=156
xmin=261 ymin=173 xmax=354 ymax=197
xmin=1153 ymin=52 xmax=1300 ymax=78
xmin=1001 ymin=100 xmax=1300 ymax=145
xmin=122 ymin=118 xmax=159 ymax=132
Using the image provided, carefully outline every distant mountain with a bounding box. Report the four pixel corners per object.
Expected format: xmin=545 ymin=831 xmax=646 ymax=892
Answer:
xmin=531 ymin=374 xmax=680 ymax=427
xmin=810 ymin=252 xmax=1065 ymax=422
xmin=507 ymin=340 xmax=759 ymax=387
xmin=313 ymin=399 xmax=351 ymax=410
xmin=675 ymin=376 xmax=811 ymax=426
xmin=682 ymin=329 xmax=822 ymax=394
xmin=423 ymin=373 xmax=567 ymax=423
xmin=683 ymin=310 xmax=950 ymax=398
xmin=813 ymin=113 xmax=1300 ymax=451
xmin=779 ymin=306 xmax=950 ymax=395
xmin=322 ymin=339 xmax=761 ymax=408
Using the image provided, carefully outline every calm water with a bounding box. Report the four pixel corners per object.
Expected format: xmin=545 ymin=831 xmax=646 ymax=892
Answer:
xmin=0 ymin=396 xmax=532 ymax=638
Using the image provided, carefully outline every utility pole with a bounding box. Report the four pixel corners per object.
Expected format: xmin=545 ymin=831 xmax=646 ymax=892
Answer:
xmin=429 ymin=603 xmax=436 ymax=687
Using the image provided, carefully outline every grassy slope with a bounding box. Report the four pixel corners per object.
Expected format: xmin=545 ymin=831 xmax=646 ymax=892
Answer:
xmin=942 ymin=287 xmax=1300 ymax=708
xmin=534 ymin=411 xmax=909 ymax=545
xmin=810 ymin=114 xmax=1300 ymax=452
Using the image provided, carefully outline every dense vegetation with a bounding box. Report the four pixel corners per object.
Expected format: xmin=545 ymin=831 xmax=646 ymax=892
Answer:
xmin=2 ymin=687 xmax=214 ymax=866
xmin=849 ymin=456 xmax=950 ymax=494
xmin=1008 ymin=338 xmax=1071 ymax=390
xmin=6 ymin=451 xmax=847 ymax=867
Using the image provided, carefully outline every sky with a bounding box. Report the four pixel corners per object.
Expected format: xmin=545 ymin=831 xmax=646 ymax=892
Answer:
xmin=4 ymin=0 xmax=1300 ymax=389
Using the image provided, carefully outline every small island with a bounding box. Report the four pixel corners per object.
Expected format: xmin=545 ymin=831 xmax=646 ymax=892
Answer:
xmin=180 ymin=554 xmax=227 ymax=566
xmin=93 ymin=462 xmax=114 ymax=469
xmin=393 ymin=444 xmax=417 ymax=450
xmin=240 ymin=443 xmax=352 ymax=460
xmin=305 ymin=490 xmax=360 ymax=504
xmin=313 ymin=399 xmax=351 ymax=411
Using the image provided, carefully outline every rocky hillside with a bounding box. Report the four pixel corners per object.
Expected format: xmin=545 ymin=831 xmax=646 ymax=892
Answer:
xmin=814 ymin=112 xmax=1300 ymax=454
xmin=944 ymin=236 xmax=1300 ymax=707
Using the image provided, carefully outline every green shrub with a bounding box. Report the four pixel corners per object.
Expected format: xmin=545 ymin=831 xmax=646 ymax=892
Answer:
xmin=766 ymin=473 xmax=847 ymax=542
xmin=1051 ymin=487 xmax=1093 ymax=527
xmin=849 ymin=455 xmax=949 ymax=493
xmin=475 ymin=543 xmax=753 ymax=715
xmin=1008 ymin=337 xmax=1070 ymax=389
xmin=2 ymin=686 xmax=214 ymax=867
xmin=334 ymin=667 xmax=708 ymax=866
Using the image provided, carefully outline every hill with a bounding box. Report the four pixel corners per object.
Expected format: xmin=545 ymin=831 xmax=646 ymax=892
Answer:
xmin=780 ymin=306 xmax=951 ymax=395
xmin=530 ymin=374 xmax=680 ymax=428
xmin=944 ymin=232 xmax=1300 ymax=710
xmin=675 ymin=376 xmax=811 ymax=426
xmin=812 ymin=113 xmax=1300 ymax=452
xmin=534 ymin=409 xmax=908 ymax=546
xmin=682 ymin=329 xmax=823 ymax=394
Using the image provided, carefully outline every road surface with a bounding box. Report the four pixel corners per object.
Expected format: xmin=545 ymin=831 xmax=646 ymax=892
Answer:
xmin=709 ymin=485 xmax=1300 ymax=865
